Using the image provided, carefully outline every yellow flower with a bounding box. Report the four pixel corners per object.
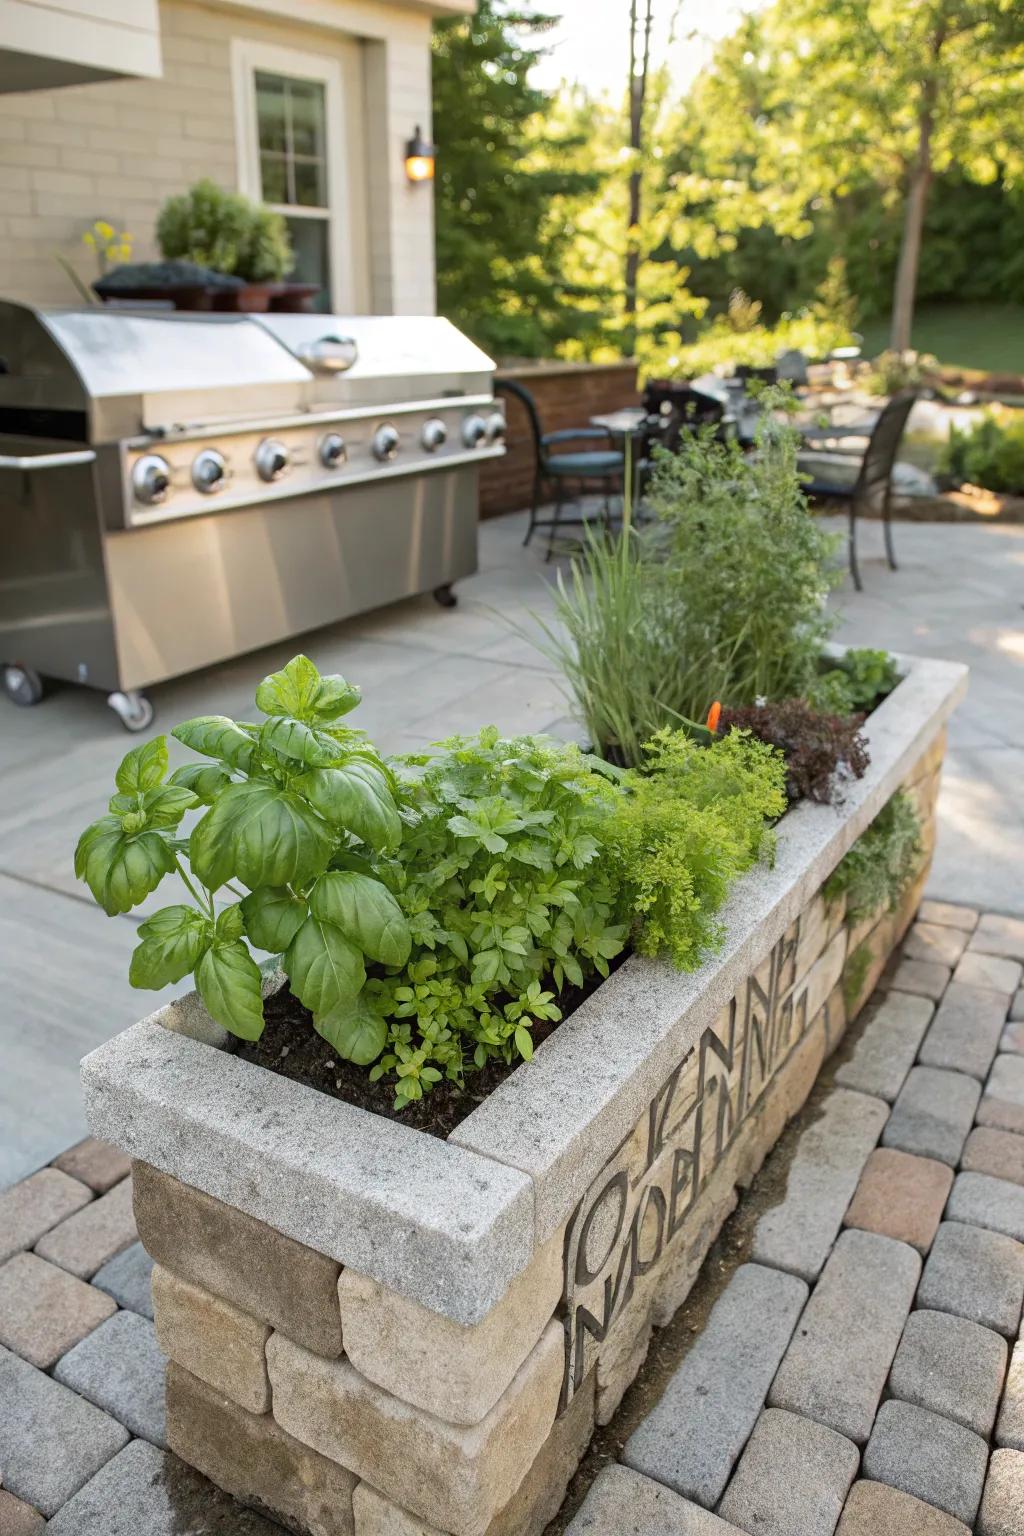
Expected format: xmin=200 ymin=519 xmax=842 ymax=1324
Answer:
xmin=82 ymin=231 xmax=96 ymax=249
xmin=94 ymin=220 xmax=114 ymax=240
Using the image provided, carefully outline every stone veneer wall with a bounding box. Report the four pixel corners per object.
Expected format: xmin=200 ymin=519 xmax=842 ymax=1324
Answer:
xmin=130 ymin=729 xmax=946 ymax=1536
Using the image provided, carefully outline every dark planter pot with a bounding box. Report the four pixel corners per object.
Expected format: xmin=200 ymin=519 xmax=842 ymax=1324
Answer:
xmin=96 ymin=281 xmax=321 ymax=314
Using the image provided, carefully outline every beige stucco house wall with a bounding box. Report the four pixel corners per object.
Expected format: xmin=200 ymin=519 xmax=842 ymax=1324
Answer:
xmin=0 ymin=0 xmax=473 ymax=313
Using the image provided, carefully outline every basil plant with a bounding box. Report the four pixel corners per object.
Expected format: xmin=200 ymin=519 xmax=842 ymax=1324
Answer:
xmin=75 ymin=656 xmax=410 ymax=1062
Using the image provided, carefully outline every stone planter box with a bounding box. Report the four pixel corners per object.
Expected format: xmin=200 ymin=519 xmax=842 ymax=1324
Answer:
xmin=81 ymin=651 xmax=965 ymax=1536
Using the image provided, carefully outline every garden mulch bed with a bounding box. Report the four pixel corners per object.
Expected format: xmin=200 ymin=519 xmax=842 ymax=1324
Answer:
xmin=236 ymin=957 xmax=623 ymax=1139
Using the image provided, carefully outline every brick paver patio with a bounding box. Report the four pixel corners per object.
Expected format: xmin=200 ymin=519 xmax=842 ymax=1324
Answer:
xmin=2 ymin=905 xmax=1024 ymax=1532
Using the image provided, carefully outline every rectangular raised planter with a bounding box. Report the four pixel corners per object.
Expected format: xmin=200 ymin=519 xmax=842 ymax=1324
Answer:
xmin=81 ymin=650 xmax=966 ymax=1536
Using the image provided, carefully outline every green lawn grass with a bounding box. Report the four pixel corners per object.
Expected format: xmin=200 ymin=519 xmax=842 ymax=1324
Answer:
xmin=858 ymin=302 xmax=1024 ymax=374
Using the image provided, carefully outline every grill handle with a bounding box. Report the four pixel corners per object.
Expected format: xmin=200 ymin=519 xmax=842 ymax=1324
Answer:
xmin=295 ymin=336 xmax=359 ymax=374
xmin=0 ymin=448 xmax=96 ymax=470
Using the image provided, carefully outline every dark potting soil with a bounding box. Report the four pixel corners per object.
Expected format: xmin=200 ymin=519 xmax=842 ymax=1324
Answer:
xmin=236 ymin=955 xmax=624 ymax=1140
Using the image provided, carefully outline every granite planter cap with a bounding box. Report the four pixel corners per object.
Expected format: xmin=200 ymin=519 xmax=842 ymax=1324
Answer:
xmin=81 ymin=650 xmax=966 ymax=1324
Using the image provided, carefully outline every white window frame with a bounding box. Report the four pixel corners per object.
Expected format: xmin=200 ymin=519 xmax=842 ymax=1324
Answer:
xmin=231 ymin=38 xmax=352 ymax=312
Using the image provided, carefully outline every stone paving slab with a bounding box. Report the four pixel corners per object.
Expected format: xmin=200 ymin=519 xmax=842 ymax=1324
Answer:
xmin=970 ymin=915 xmax=1024 ymax=963
xmin=976 ymin=1448 xmax=1024 ymax=1536
xmin=948 ymin=1170 xmax=1024 ymax=1243
xmin=918 ymin=1221 xmax=1024 ymax=1338
xmin=0 ymin=1168 xmax=92 ymax=1265
xmin=44 ymin=1438 xmax=282 ymax=1535
xmin=0 ymin=1343 xmax=129 ymax=1516
xmin=995 ymin=1341 xmax=1024 ymax=1451
xmin=843 ymin=1148 xmax=952 ymax=1253
xmin=862 ymin=1398 xmax=988 ymax=1526
xmin=885 ymin=957 xmax=952 ymax=1000
xmin=953 ymin=951 xmax=1022 ymax=997
xmin=768 ymin=1229 xmax=919 ymax=1444
xmin=33 ymin=1175 xmax=136 ymax=1279
xmin=978 ymin=1097 xmax=1024 ymax=1136
xmin=53 ymin=1310 xmax=167 ymax=1447
xmin=834 ymin=991 xmax=934 ymax=1102
xmin=716 ymin=1408 xmax=858 ymax=1536
xmin=987 ymin=1054 xmax=1024 ymax=1107
xmin=918 ymin=983 xmax=1009 ymax=1081
xmin=889 ymin=1308 xmax=1008 ymax=1437
xmin=836 ymin=1480 xmax=971 ymax=1535
xmin=51 ymin=1138 xmax=131 ymax=1194
xmin=0 ymin=1489 xmax=45 ymax=1535
xmin=565 ymin=1464 xmax=745 ymax=1535
xmin=1012 ymin=988 xmax=1024 ymax=1022
xmin=92 ymin=1241 xmax=155 ymax=1320
xmin=918 ymin=901 xmax=978 ymax=933
xmin=622 ymin=1264 xmax=808 ymax=1506
xmin=882 ymin=1065 xmax=980 ymax=1164
xmin=903 ymin=922 xmax=970 ymax=969
xmin=1000 ymin=1022 xmax=1024 ymax=1054
xmin=750 ymin=1088 xmax=889 ymax=1282
xmin=963 ymin=1127 xmax=1024 ymax=1186
xmin=0 ymin=1251 xmax=116 ymax=1368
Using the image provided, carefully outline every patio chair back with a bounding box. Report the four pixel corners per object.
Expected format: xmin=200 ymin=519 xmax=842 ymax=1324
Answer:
xmin=855 ymin=390 xmax=918 ymax=514
xmin=494 ymin=377 xmax=544 ymax=462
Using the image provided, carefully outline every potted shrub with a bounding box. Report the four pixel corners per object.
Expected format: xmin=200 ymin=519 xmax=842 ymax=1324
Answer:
xmin=78 ymin=415 xmax=966 ymax=1536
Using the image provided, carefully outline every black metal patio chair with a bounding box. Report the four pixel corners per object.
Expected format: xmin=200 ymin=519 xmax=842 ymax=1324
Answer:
xmin=495 ymin=378 xmax=624 ymax=559
xmin=800 ymin=390 xmax=918 ymax=591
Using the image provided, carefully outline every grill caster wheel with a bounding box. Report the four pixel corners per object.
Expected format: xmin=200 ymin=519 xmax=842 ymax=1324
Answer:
xmin=433 ymin=584 xmax=458 ymax=609
xmin=108 ymin=690 xmax=155 ymax=733
xmin=2 ymin=662 xmax=45 ymax=707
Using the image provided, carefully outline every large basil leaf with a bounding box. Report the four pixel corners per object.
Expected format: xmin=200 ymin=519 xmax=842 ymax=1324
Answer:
xmin=115 ymin=736 xmax=168 ymax=795
xmin=284 ymin=915 xmax=366 ymax=1018
xmin=259 ymin=717 xmax=343 ymax=769
xmin=129 ymin=905 xmax=212 ymax=989
xmin=168 ymin=763 xmax=232 ymax=805
xmin=139 ymin=784 xmax=199 ymax=829
xmin=311 ymin=871 xmax=411 ymax=967
xmin=215 ymin=904 xmax=245 ymax=942
xmin=295 ymin=760 xmax=401 ymax=852
xmin=256 ymin=655 xmax=360 ymax=724
xmin=75 ymin=818 xmax=176 ymax=915
xmin=240 ymin=886 xmax=307 ymax=952
xmin=196 ymin=941 xmax=264 ymax=1039
xmin=314 ymin=993 xmax=387 ymax=1065
xmin=189 ymin=781 xmax=334 ymax=892
xmin=172 ymin=716 xmax=256 ymax=773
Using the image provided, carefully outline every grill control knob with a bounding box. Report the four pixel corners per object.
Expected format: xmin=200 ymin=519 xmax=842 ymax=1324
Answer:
xmin=192 ymin=449 xmax=226 ymax=494
xmin=485 ymin=412 xmax=506 ymax=445
xmin=461 ymin=414 xmax=487 ymax=448
xmin=421 ymin=418 xmax=447 ymax=452
xmin=319 ymin=433 xmax=347 ymax=469
xmin=255 ymin=438 xmax=290 ymax=483
xmin=132 ymin=454 xmax=172 ymax=507
xmin=373 ymin=424 xmax=400 ymax=462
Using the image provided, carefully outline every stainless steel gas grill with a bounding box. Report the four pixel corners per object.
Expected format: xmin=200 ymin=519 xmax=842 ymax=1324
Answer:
xmin=0 ymin=302 xmax=505 ymax=730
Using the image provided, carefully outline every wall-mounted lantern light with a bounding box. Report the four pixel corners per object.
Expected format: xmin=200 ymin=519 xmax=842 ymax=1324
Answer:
xmin=405 ymin=126 xmax=435 ymax=184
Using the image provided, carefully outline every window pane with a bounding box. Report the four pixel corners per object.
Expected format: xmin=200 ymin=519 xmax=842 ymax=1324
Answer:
xmin=259 ymin=152 xmax=288 ymax=206
xmin=292 ymin=157 xmax=326 ymax=209
xmin=255 ymin=72 xmax=287 ymax=154
xmin=289 ymin=80 xmax=326 ymax=159
xmin=285 ymin=217 xmax=330 ymax=311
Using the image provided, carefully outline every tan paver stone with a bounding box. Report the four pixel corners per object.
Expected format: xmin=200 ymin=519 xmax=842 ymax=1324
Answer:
xmin=1001 ymin=1023 xmax=1024 ymax=1055
xmin=996 ymin=1341 xmax=1024 ymax=1451
xmin=0 ymin=1252 xmax=116 ymax=1368
xmin=885 ymin=958 xmax=951 ymax=1001
xmin=0 ymin=1488 xmax=46 ymax=1534
xmin=978 ymin=1098 xmax=1024 ymax=1137
xmin=152 ymin=1264 xmax=270 ymax=1414
xmin=166 ymin=1362 xmax=356 ymax=1536
xmin=971 ymin=915 xmax=1024 ymax=964
xmin=836 ymin=1479 xmax=970 ymax=1535
xmin=919 ymin=902 xmax=979 ymax=934
xmin=337 ymin=1223 xmax=563 ymax=1426
xmin=1012 ymin=989 xmax=1024 ymax=1023
xmin=0 ymin=1169 xmax=92 ymax=1265
xmin=133 ymin=1160 xmax=342 ymax=1357
xmin=904 ymin=923 xmax=970 ymax=968
xmin=51 ymin=1138 xmax=131 ymax=1194
xmin=988 ymin=1055 xmax=1024 ymax=1108
xmin=33 ymin=1175 xmax=135 ymax=1279
xmin=843 ymin=1148 xmax=952 ymax=1253
xmin=963 ymin=1128 xmax=1024 ymax=1187
xmin=977 ymin=1448 xmax=1024 ymax=1536
xmin=267 ymin=1319 xmax=564 ymax=1536
xmin=953 ymin=951 xmax=1021 ymax=996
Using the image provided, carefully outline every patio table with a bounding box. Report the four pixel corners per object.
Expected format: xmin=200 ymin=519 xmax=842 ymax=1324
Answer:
xmin=591 ymin=408 xmax=649 ymax=515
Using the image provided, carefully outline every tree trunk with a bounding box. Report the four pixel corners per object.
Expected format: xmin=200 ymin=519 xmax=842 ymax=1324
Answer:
xmin=890 ymin=27 xmax=944 ymax=353
xmin=624 ymin=0 xmax=653 ymax=355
